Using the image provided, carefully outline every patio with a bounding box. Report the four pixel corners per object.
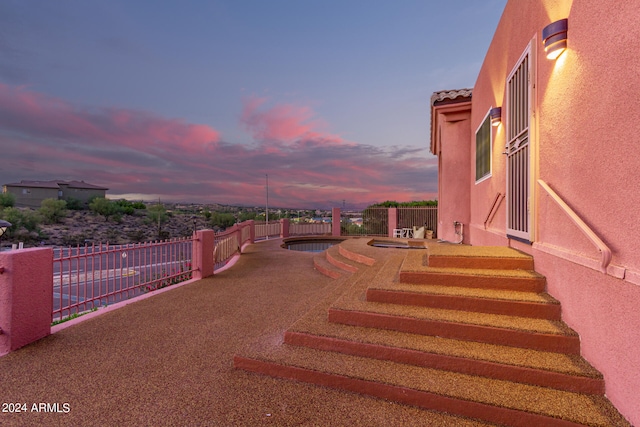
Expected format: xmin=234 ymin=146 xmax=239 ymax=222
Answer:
xmin=0 ymin=238 xmax=488 ymax=427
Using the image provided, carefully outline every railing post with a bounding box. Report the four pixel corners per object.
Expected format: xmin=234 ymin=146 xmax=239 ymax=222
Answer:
xmin=247 ymin=220 xmax=255 ymax=243
xmin=332 ymin=208 xmax=341 ymax=236
xmin=0 ymin=247 xmax=53 ymax=356
xmin=388 ymin=207 xmax=398 ymax=237
xmin=280 ymin=218 xmax=290 ymax=238
xmin=192 ymin=229 xmax=215 ymax=280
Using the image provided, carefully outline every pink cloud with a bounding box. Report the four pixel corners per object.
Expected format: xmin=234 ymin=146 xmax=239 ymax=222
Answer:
xmin=240 ymin=96 xmax=344 ymax=144
xmin=0 ymin=83 xmax=221 ymax=157
xmin=0 ymin=84 xmax=437 ymax=208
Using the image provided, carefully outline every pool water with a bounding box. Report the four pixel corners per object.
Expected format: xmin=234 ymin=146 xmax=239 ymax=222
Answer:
xmin=370 ymin=240 xmax=427 ymax=249
xmin=284 ymin=241 xmax=339 ymax=253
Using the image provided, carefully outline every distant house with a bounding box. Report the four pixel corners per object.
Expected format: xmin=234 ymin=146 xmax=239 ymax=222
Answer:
xmin=430 ymin=1 xmax=640 ymax=424
xmin=2 ymin=180 xmax=108 ymax=208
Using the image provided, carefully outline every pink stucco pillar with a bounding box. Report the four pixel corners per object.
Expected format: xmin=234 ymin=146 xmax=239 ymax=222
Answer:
xmin=248 ymin=220 xmax=255 ymax=243
xmin=280 ymin=218 xmax=290 ymax=238
xmin=192 ymin=229 xmax=215 ymax=279
xmin=332 ymin=208 xmax=341 ymax=236
xmin=388 ymin=207 xmax=398 ymax=237
xmin=0 ymin=247 xmax=53 ymax=356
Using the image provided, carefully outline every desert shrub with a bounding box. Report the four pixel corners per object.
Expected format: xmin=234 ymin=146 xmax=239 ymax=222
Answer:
xmin=0 ymin=193 xmax=15 ymax=208
xmin=64 ymin=197 xmax=84 ymax=210
xmin=147 ymin=204 xmax=168 ymax=239
xmin=0 ymin=207 xmax=41 ymax=237
xmin=210 ymin=212 xmax=235 ymax=229
xmin=90 ymin=198 xmax=119 ymax=221
xmin=39 ymin=198 xmax=67 ymax=224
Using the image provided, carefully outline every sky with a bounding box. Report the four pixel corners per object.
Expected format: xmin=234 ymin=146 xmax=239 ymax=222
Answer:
xmin=0 ymin=0 xmax=506 ymax=209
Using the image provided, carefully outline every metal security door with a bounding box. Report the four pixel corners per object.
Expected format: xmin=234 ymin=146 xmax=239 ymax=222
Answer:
xmin=506 ymin=51 xmax=531 ymax=241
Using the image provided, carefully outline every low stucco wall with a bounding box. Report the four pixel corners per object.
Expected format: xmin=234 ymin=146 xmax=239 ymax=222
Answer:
xmin=0 ymin=248 xmax=53 ymax=356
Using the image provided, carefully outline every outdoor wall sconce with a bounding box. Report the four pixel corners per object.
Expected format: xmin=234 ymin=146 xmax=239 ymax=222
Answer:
xmin=0 ymin=219 xmax=11 ymax=243
xmin=490 ymin=107 xmax=502 ymax=127
xmin=542 ymin=18 xmax=568 ymax=60
xmin=0 ymin=220 xmax=11 ymax=273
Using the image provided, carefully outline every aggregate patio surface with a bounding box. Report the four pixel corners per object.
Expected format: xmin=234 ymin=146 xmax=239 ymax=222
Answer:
xmin=0 ymin=238 xmax=496 ymax=427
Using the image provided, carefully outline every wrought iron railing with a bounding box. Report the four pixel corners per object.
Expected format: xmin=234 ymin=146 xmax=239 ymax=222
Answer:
xmin=290 ymin=222 xmax=331 ymax=236
xmin=53 ymin=238 xmax=193 ymax=321
xmin=397 ymin=207 xmax=438 ymax=236
xmin=254 ymin=221 xmax=281 ymax=240
xmin=341 ymin=207 xmax=437 ymax=237
xmin=213 ymin=221 xmax=253 ymax=269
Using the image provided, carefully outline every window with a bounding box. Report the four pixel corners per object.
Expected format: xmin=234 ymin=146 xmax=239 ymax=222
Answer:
xmin=475 ymin=110 xmax=492 ymax=182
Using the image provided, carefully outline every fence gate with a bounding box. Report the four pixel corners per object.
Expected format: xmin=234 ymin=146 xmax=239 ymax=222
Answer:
xmin=506 ymin=48 xmax=532 ymax=242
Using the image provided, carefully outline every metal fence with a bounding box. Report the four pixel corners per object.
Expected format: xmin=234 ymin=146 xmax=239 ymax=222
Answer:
xmin=254 ymin=221 xmax=281 ymax=240
xmin=341 ymin=207 xmax=437 ymax=237
xmin=214 ymin=221 xmax=253 ymax=269
xmin=290 ymin=222 xmax=331 ymax=236
xmin=53 ymin=238 xmax=193 ymax=321
xmin=342 ymin=207 xmax=389 ymax=236
xmin=397 ymin=207 xmax=438 ymax=237
xmin=51 ymin=208 xmax=437 ymax=321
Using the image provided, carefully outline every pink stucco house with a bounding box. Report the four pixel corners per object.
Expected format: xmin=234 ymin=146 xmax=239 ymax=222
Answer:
xmin=431 ymin=1 xmax=640 ymax=424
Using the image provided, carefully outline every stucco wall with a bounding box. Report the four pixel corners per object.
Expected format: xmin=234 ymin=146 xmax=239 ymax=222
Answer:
xmin=471 ymin=0 xmax=640 ymax=273
xmin=61 ymin=188 xmax=106 ymax=203
xmin=433 ymin=104 xmax=471 ymax=243
xmin=7 ymin=187 xmax=59 ymax=208
xmin=528 ymin=245 xmax=640 ymax=424
xmin=458 ymin=0 xmax=640 ymax=424
xmin=0 ymin=248 xmax=53 ymax=356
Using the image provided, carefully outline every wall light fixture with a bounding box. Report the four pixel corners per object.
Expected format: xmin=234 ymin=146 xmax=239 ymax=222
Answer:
xmin=542 ymin=19 xmax=568 ymax=60
xmin=490 ymin=107 xmax=502 ymax=127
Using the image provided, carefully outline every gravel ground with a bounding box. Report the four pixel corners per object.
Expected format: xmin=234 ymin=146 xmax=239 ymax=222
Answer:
xmin=0 ymin=238 xmax=493 ymax=427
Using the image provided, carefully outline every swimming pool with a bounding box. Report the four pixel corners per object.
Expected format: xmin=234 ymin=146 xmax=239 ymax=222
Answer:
xmin=283 ymin=239 xmax=344 ymax=253
xmin=369 ymin=240 xmax=427 ymax=249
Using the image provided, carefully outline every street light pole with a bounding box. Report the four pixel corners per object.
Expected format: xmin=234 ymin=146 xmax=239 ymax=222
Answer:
xmin=265 ymin=174 xmax=269 ymax=240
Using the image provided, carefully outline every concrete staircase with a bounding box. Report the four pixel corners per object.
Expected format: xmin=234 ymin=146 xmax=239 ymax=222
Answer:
xmin=235 ymin=240 xmax=630 ymax=426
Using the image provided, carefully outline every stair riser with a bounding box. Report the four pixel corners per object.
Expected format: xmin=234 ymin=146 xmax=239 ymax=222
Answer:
xmin=338 ymin=245 xmax=376 ymax=266
xmin=234 ymin=356 xmax=587 ymax=427
xmin=312 ymin=258 xmax=342 ymax=279
xmin=400 ymin=272 xmax=546 ymax=292
xmin=328 ymin=309 xmax=581 ymax=354
xmin=326 ymin=251 xmax=358 ymax=273
xmin=284 ymin=331 xmax=604 ymax=394
xmin=366 ymin=289 xmax=562 ymax=320
xmin=428 ymin=256 xmax=533 ymax=270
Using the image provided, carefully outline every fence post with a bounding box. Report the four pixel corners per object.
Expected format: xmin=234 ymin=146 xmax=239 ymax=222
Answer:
xmin=388 ymin=207 xmax=398 ymax=237
xmin=248 ymin=220 xmax=255 ymax=243
xmin=0 ymin=248 xmax=53 ymax=356
xmin=332 ymin=208 xmax=341 ymax=236
xmin=192 ymin=229 xmax=215 ymax=280
xmin=280 ymin=218 xmax=290 ymax=238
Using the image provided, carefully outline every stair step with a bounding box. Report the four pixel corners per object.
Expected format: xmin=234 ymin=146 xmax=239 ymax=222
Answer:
xmin=337 ymin=240 xmax=377 ymax=266
xmin=366 ymin=283 xmax=561 ymax=319
xmin=326 ymin=245 xmax=359 ymax=273
xmin=427 ymin=245 xmax=534 ymax=270
xmin=286 ymin=310 xmax=603 ymax=394
xmin=399 ymin=267 xmax=546 ymax=292
xmin=312 ymin=252 xmax=344 ymax=279
xmin=235 ymin=346 xmax=628 ymax=427
xmin=328 ymin=300 xmax=580 ymax=354
xmin=235 ymin=241 xmax=630 ymax=426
